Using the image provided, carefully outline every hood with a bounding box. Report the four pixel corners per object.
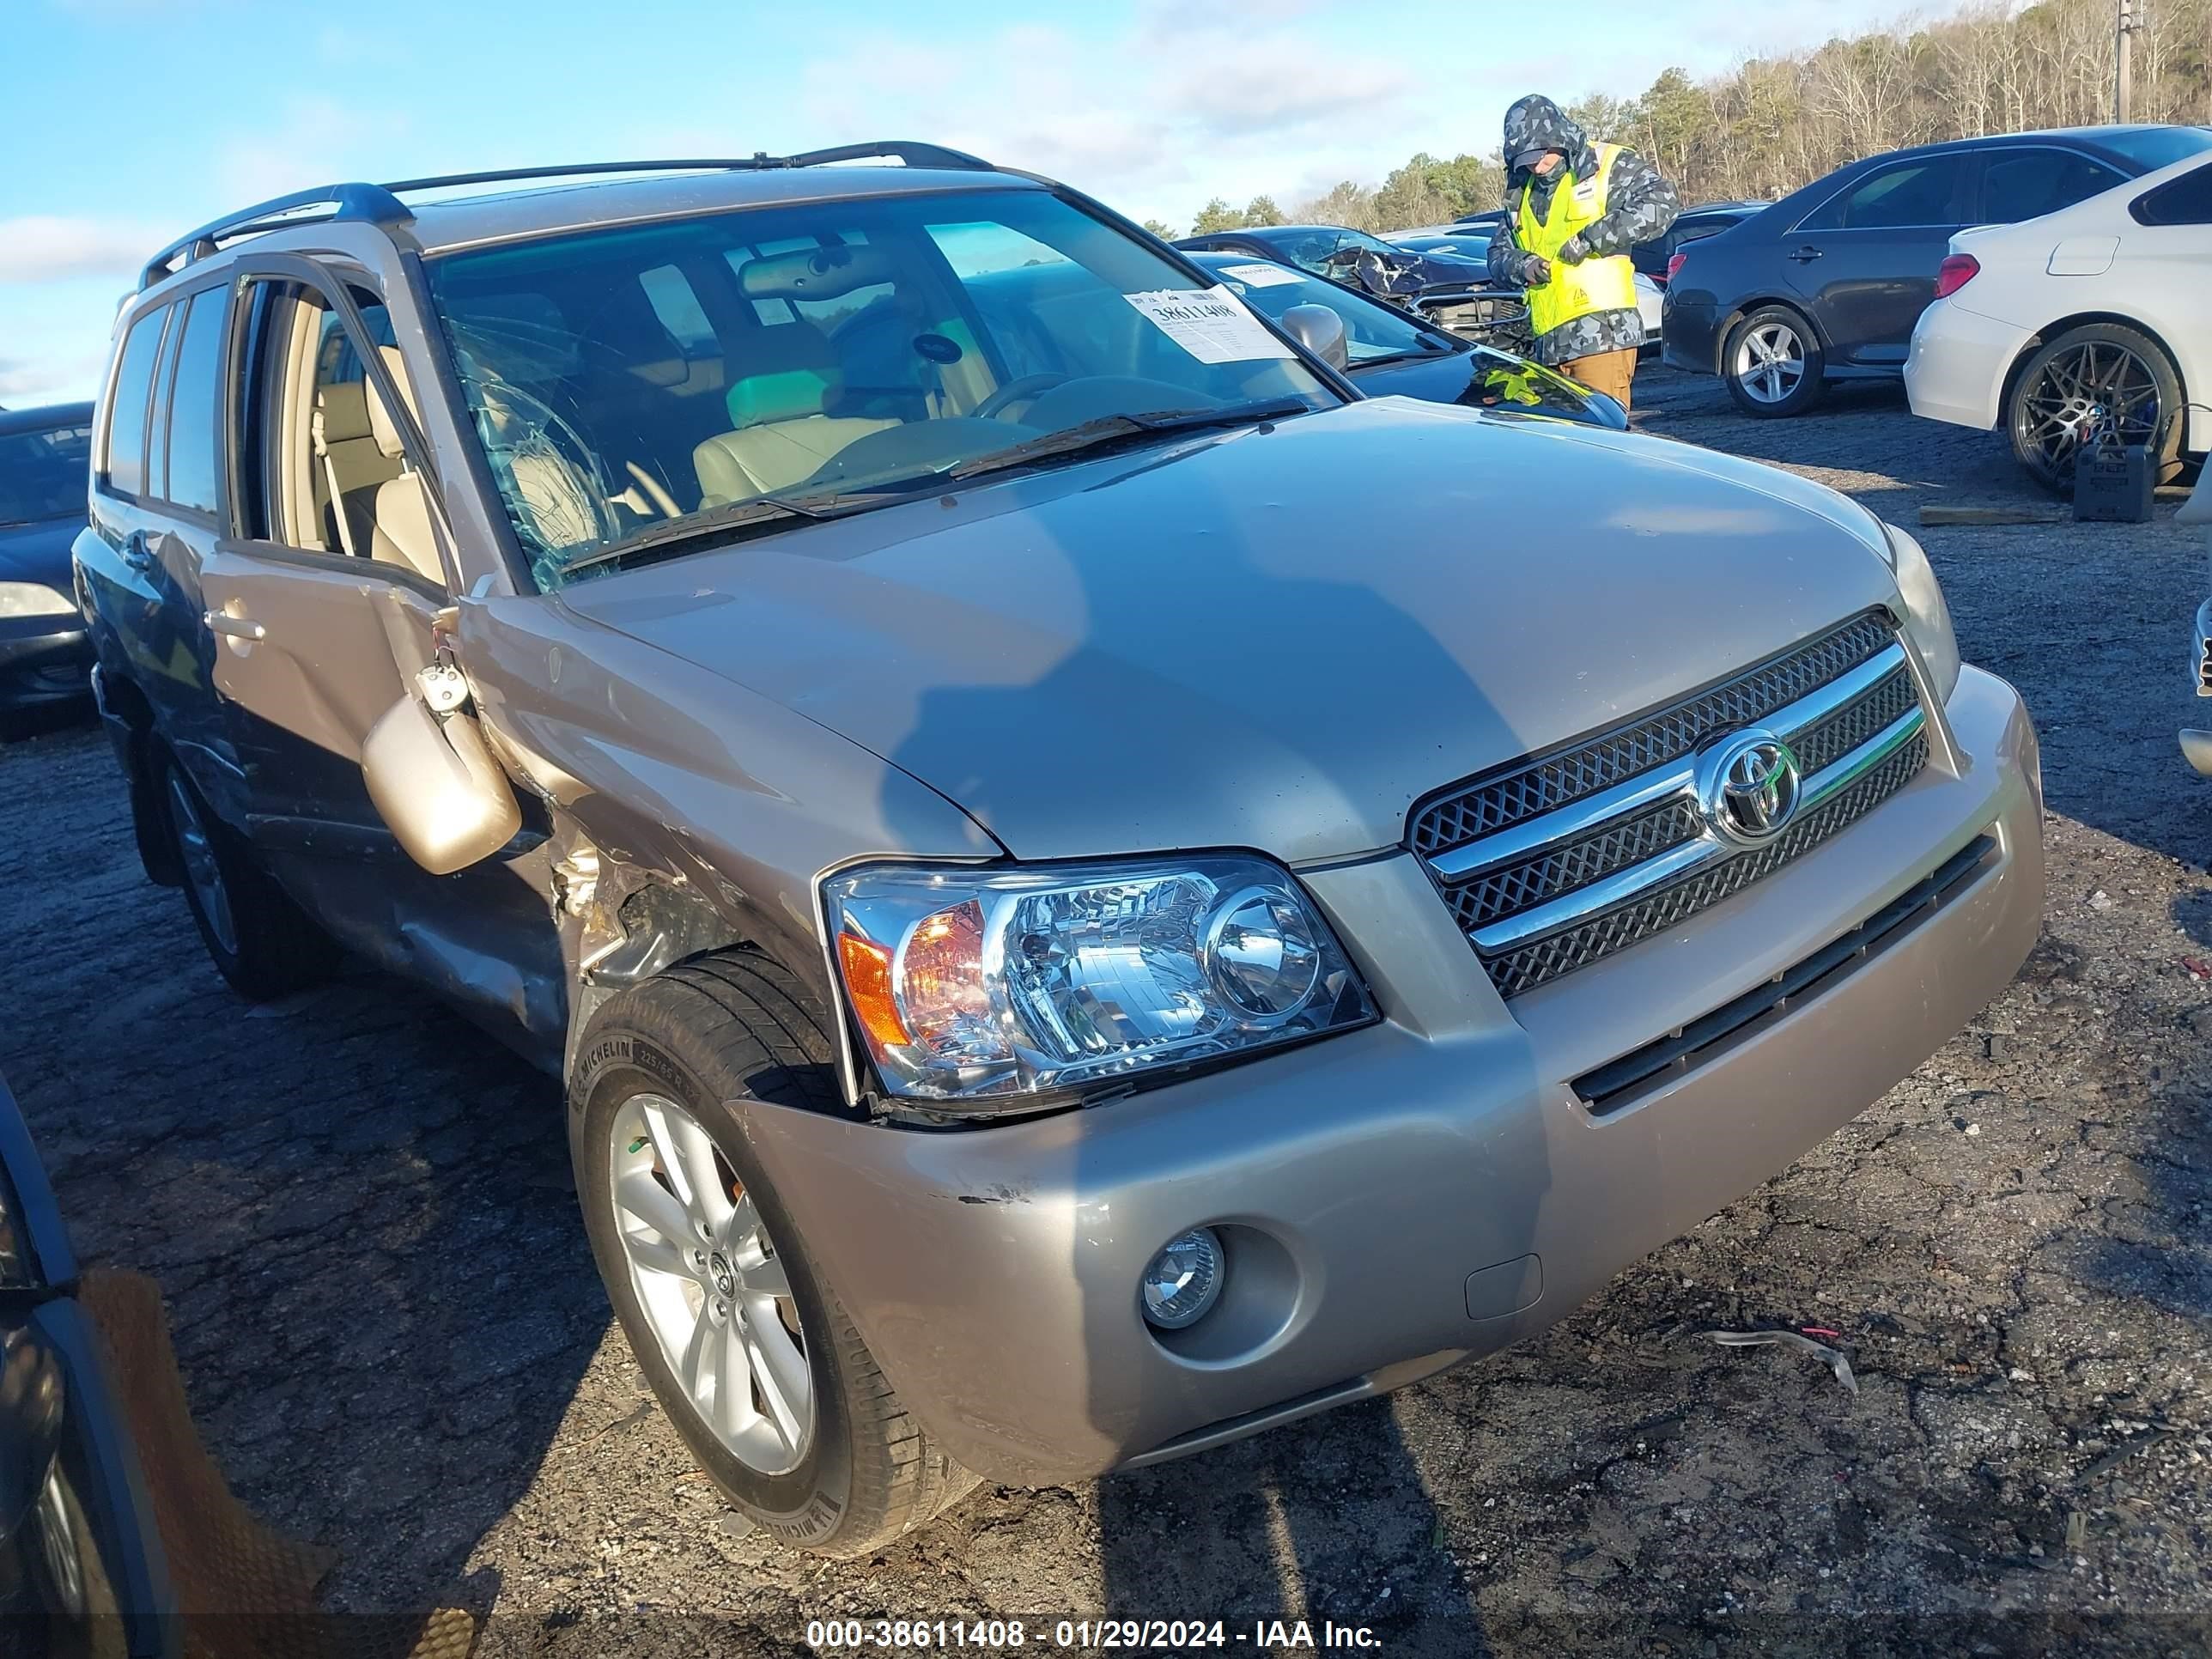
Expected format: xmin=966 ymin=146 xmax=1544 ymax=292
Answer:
xmin=560 ymin=398 xmax=1898 ymax=866
xmin=0 ymin=518 xmax=81 ymax=586
xmin=1504 ymin=94 xmax=1595 ymax=181
xmin=1352 ymin=345 xmax=1628 ymax=428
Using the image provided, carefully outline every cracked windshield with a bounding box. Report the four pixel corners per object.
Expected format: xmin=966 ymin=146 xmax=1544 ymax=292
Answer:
xmin=425 ymin=190 xmax=1339 ymax=588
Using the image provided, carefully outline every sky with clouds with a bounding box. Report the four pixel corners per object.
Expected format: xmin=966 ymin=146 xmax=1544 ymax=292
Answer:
xmin=3 ymin=0 xmax=1917 ymax=407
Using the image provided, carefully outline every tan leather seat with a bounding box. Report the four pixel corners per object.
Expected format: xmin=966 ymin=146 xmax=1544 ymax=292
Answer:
xmin=310 ymin=380 xmax=401 ymax=555
xmin=343 ymin=349 xmax=445 ymax=585
xmin=692 ymin=322 xmax=895 ymax=502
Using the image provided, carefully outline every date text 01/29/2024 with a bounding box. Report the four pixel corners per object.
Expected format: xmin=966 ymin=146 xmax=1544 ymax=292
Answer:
xmin=804 ymin=1619 xmax=1385 ymax=1650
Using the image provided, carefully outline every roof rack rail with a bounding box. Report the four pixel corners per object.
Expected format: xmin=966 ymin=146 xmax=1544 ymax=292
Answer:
xmin=139 ymin=181 xmax=412 ymax=290
xmin=775 ymin=142 xmax=996 ymax=171
xmin=138 ymin=143 xmax=999 ymax=290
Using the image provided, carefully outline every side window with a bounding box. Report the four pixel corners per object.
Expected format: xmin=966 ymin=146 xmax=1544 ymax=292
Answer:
xmin=1983 ymin=150 xmax=2123 ymax=224
xmin=145 ymin=310 xmax=187 ymax=502
xmin=1799 ymin=158 xmax=1965 ymax=231
xmin=239 ymin=278 xmax=438 ymax=582
xmin=100 ymin=306 xmax=168 ymax=498
xmin=162 ymin=289 xmax=230 ymax=517
xmin=2131 ymin=163 xmax=2212 ymax=227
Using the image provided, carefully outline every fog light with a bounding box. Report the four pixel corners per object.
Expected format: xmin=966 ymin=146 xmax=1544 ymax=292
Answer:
xmin=1140 ymin=1227 xmax=1224 ymax=1329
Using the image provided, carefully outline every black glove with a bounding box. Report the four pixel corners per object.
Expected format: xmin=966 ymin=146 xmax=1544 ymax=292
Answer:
xmin=1523 ymin=253 xmax=1553 ymax=287
xmin=1556 ymin=234 xmax=1590 ymax=265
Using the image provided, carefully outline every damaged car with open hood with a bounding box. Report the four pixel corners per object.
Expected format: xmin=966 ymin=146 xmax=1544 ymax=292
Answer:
xmin=73 ymin=146 xmax=2045 ymax=1553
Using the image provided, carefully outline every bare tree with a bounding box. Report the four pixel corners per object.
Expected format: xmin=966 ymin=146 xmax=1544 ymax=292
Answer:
xmin=1231 ymin=0 xmax=2212 ymax=234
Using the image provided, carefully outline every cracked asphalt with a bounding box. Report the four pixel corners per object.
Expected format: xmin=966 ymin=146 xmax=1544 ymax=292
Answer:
xmin=3 ymin=367 xmax=2210 ymax=1657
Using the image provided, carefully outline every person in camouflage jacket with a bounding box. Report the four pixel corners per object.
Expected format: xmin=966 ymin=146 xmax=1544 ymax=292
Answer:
xmin=1485 ymin=94 xmax=1679 ymax=407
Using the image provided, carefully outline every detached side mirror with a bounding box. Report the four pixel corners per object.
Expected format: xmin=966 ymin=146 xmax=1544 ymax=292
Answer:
xmin=362 ymin=678 xmax=522 ymax=875
xmin=1281 ymin=303 xmax=1350 ymax=372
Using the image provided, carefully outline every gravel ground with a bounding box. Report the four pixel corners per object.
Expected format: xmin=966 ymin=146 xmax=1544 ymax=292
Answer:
xmin=4 ymin=367 xmax=2211 ymax=1657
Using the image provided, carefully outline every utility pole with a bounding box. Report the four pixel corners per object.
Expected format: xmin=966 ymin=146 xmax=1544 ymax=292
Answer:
xmin=2114 ymin=0 xmax=2136 ymax=125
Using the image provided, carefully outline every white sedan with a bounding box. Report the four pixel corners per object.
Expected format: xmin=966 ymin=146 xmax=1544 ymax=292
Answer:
xmin=1906 ymin=151 xmax=2211 ymax=489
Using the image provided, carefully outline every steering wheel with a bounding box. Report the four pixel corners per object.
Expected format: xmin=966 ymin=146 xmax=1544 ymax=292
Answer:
xmin=621 ymin=461 xmax=681 ymax=520
xmin=975 ymin=373 xmax=1069 ymax=422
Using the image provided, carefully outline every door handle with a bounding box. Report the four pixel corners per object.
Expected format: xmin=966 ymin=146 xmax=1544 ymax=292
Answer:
xmin=1787 ymin=246 xmax=1824 ymax=264
xmin=204 ymin=611 xmax=266 ymax=643
xmin=121 ymin=530 xmax=157 ymax=571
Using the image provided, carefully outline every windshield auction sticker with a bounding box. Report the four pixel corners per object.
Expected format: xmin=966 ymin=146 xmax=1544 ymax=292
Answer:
xmin=1218 ymin=261 xmax=1304 ymax=289
xmin=1124 ymin=285 xmax=1296 ymax=363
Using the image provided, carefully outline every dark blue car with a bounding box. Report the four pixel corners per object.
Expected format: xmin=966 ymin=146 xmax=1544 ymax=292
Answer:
xmin=1662 ymin=125 xmax=2212 ymax=416
xmin=1184 ymin=252 xmax=1626 ymax=429
xmin=1173 ymin=224 xmax=1504 ymax=332
xmin=0 ymin=404 xmax=96 ymax=720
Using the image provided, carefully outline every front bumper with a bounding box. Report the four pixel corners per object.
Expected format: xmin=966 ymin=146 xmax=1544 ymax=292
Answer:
xmin=1905 ymin=301 xmax=2032 ymax=432
xmin=0 ymin=614 xmax=94 ymax=709
xmin=748 ymin=667 xmax=2045 ymax=1486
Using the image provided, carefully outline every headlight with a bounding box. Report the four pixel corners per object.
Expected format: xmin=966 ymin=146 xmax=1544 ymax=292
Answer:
xmin=1879 ymin=523 xmax=1960 ymax=705
xmin=0 ymin=581 xmax=76 ymax=622
xmin=824 ymin=854 xmax=1376 ymax=1107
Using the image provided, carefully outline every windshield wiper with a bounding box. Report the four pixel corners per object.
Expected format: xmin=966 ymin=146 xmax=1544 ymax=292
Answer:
xmin=552 ymin=489 xmax=885 ymax=580
xmin=944 ymin=400 xmax=1314 ymax=483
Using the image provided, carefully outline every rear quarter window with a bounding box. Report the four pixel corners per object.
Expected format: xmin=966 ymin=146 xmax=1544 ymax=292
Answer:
xmin=2130 ymin=162 xmax=2212 ymax=227
xmin=100 ymin=306 xmax=170 ymax=498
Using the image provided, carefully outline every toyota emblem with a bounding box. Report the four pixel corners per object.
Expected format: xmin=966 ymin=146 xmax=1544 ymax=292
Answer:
xmin=1698 ymin=730 xmax=1802 ymax=846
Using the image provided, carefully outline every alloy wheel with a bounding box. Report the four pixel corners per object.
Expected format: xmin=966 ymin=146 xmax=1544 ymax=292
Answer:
xmin=2018 ymin=341 xmax=2161 ymax=477
xmin=1731 ymin=321 xmax=1806 ymax=405
xmin=165 ymin=769 xmax=238 ymax=958
xmin=607 ymin=1091 xmax=812 ymax=1475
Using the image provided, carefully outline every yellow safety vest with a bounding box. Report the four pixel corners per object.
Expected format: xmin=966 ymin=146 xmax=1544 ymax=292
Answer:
xmin=1516 ymin=143 xmax=1638 ymax=339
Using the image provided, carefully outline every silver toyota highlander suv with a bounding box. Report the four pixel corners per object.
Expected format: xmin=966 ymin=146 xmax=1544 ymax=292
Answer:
xmin=73 ymin=146 xmax=2045 ymax=1553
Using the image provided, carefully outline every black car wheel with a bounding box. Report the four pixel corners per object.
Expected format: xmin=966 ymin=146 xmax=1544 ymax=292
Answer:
xmin=1722 ymin=306 xmax=1826 ymax=417
xmin=2007 ymin=321 xmax=2184 ymax=493
xmin=156 ymin=748 xmax=338 ymax=1000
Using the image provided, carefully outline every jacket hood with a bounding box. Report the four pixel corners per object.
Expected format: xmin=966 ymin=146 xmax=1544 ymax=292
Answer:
xmin=1504 ymin=94 xmax=1595 ymax=181
xmin=559 ymin=398 xmax=1899 ymax=867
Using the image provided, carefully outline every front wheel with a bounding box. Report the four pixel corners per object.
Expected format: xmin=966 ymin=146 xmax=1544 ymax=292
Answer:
xmin=573 ymin=952 xmax=976 ymax=1554
xmin=2008 ymin=321 xmax=2184 ymax=493
xmin=1723 ymin=305 xmax=1827 ymax=417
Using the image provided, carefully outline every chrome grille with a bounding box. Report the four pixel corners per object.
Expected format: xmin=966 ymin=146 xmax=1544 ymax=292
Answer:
xmin=1411 ymin=612 xmax=1893 ymax=859
xmin=1443 ymin=798 xmax=1703 ymax=935
xmin=1482 ymin=735 xmax=1927 ymax=998
xmin=1413 ymin=612 xmax=1931 ymax=998
xmin=1792 ymin=665 xmax=1918 ymax=776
